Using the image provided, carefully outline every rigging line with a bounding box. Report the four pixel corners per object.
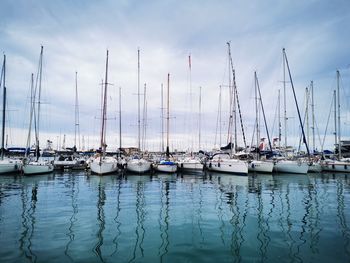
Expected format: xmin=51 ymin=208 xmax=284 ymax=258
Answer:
xmin=214 ymin=86 xmax=220 ymax=148
xmin=297 ymin=88 xmax=309 ymax=153
xmin=227 ymin=42 xmax=247 ymax=149
xmin=231 ymin=64 xmax=247 ymax=149
xmin=283 ymin=48 xmax=310 ymax=157
xmin=256 ymin=72 xmax=273 ymax=152
xmin=321 ymin=93 xmax=334 ymax=151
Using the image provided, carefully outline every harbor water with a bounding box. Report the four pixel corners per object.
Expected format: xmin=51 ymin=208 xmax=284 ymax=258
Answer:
xmin=1 ymin=171 xmax=350 ymax=262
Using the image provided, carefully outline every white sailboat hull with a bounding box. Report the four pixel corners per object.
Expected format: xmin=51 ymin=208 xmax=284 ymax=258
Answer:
xmin=0 ymin=159 xmax=22 ymax=174
xmin=322 ymin=160 xmax=350 ymax=173
xmin=154 ymin=162 xmax=178 ymax=173
xmin=90 ymin=157 xmax=119 ymax=175
xmin=248 ymin=160 xmax=274 ymax=173
xmin=126 ymin=159 xmax=152 ymax=173
xmin=178 ymin=159 xmax=203 ymax=171
xmin=23 ymin=161 xmax=54 ymax=175
xmin=273 ymin=160 xmax=308 ymax=174
xmin=207 ymin=159 xmax=248 ymax=175
xmin=53 ymin=160 xmax=78 ymax=169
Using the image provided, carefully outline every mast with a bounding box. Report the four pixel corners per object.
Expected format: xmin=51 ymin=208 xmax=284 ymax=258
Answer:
xmin=256 ymin=72 xmax=273 ymax=152
xmin=26 ymin=74 xmax=34 ymax=158
xmin=334 ymin=90 xmax=337 ymax=152
xmin=219 ymin=85 xmax=222 ymax=147
xmin=100 ymin=50 xmax=109 ymax=158
xmin=161 ymin=83 xmax=164 ymax=152
xmin=306 ymin=87 xmax=310 ymax=153
xmin=226 ymin=42 xmax=233 ymax=152
xmin=137 ymin=48 xmax=141 ymax=152
xmin=311 ymin=81 xmax=315 ymax=154
xmin=189 ymin=54 xmax=193 ymax=152
xmin=74 ymin=71 xmax=80 ymax=151
xmin=278 ymin=89 xmax=281 ymax=149
xmin=35 ymin=46 xmax=43 ymax=161
xmin=283 ymin=48 xmax=310 ymax=157
xmin=337 ymin=70 xmax=341 ymax=159
xmin=283 ymin=49 xmax=287 ymax=150
xmin=166 ymin=73 xmax=170 ymax=158
xmin=142 ymin=83 xmax=147 ymax=152
xmin=198 ymin=86 xmax=202 ymax=151
xmin=254 ymin=71 xmax=259 ymax=159
xmin=1 ymin=55 xmax=6 ymax=159
xmin=119 ymin=87 xmax=122 ymax=151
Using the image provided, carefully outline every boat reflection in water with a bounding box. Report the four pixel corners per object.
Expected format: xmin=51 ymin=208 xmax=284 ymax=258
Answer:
xmin=0 ymin=171 xmax=350 ymax=262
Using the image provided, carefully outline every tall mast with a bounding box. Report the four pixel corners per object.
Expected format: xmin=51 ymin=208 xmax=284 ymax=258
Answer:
xmin=278 ymin=89 xmax=281 ymax=149
xmin=137 ymin=48 xmax=141 ymax=152
xmin=254 ymin=71 xmax=259 ymax=159
xmin=283 ymin=48 xmax=310 ymax=157
xmin=219 ymin=85 xmax=222 ymax=147
xmin=189 ymin=54 xmax=193 ymax=152
xmin=334 ymin=90 xmax=337 ymax=152
xmin=100 ymin=50 xmax=109 ymax=157
xmin=26 ymin=74 xmax=34 ymax=158
xmin=198 ymin=86 xmax=202 ymax=151
xmin=166 ymin=73 xmax=170 ymax=158
xmin=1 ymin=55 xmax=6 ymax=159
xmin=142 ymin=83 xmax=147 ymax=152
xmin=283 ymin=48 xmax=287 ymax=150
xmin=226 ymin=42 xmax=233 ymax=150
xmin=306 ymin=87 xmax=309 ymax=153
xmin=337 ymin=70 xmax=341 ymax=159
xmin=256 ymin=72 xmax=273 ymax=152
xmin=74 ymin=71 xmax=80 ymax=151
xmin=36 ymin=46 xmax=43 ymax=160
xmin=161 ymin=83 xmax=164 ymax=152
xmin=119 ymin=87 xmax=122 ymax=151
xmin=311 ymin=81 xmax=315 ymax=154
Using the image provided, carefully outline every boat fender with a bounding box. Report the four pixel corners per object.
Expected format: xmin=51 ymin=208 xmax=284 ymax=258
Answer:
xmin=209 ymin=162 xmax=212 ymax=168
xmin=14 ymin=164 xmax=18 ymax=170
xmin=181 ymin=163 xmax=184 ymax=168
xmin=252 ymin=163 xmax=255 ymax=169
xmin=345 ymin=165 xmax=348 ymax=170
xmin=297 ymin=160 xmax=302 ymax=166
xmin=218 ymin=162 xmax=220 ymax=167
xmin=332 ymin=164 xmax=335 ymax=169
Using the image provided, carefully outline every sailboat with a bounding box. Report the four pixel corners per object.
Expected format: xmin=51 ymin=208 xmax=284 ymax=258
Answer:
xmin=0 ymin=54 xmax=22 ymax=174
xmin=126 ymin=49 xmax=152 ymax=173
xmin=90 ymin=50 xmax=119 ymax=175
xmin=322 ymin=70 xmax=350 ymax=173
xmin=23 ymin=46 xmax=54 ymax=175
xmin=248 ymin=72 xmax=274 ymax=173
xmin=178 ymin=56 xmax=204 ymax=172
xmin=272 ymin=48 xmax=308 ymax=174
xmin=207 ymin=42 xmax=248 ymax=175
xmin=302 ymin=82 xmax=322 ymax=172
xmin=154 ymin=73 xmax=178 ymax=173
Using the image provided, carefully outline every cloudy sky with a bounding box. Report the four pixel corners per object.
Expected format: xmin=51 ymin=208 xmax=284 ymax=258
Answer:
xmin=0 ymin=0 xmax=349 ymax=152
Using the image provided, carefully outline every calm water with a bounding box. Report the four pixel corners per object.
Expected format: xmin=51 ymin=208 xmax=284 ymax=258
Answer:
xmin=0 ymin=171 xmax=350 ymax=263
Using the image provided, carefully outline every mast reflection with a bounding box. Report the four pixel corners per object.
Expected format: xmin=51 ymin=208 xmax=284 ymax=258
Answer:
xmin=158 ymin=180 xmax=170 ymax=262
xmin=64 ymin=174 xmax=79 ymax=262
xmin=94 ymin=178 xmax=106 ymax=263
